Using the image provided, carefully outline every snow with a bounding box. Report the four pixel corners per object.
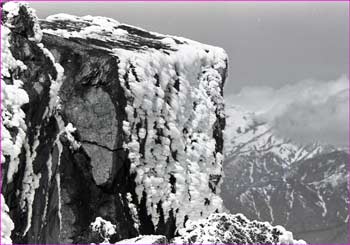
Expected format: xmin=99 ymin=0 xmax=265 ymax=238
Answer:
xmin=1 ymin=194 xmax=15 ymax=244
xmin=173 ymin=213 xmax=306 ymax=244
xmin=2 ymin=2 xmax=42 ymax=42
xmin=44 ymin=13 xmax=227 ymax=228
xmin=36 ymin=43 xmax=64 ymax=115
xmin=21 ymin=136 xmax=42 ymax=235
xmin=275 ymin=225 xmax=307 ymax=245
xmin=1 ymin=2 xmax=65 ymax=238
xmin=309 ymin=164 xmax=347 ymax=189
xmin=91 ymin=217 xmax=117 ymax=244
xmin=44 ymin=14 xmax=122 ymax=41
xmin=1 ymin=3 xmax=33 ymax=240
xmin=114 ymin=41 xmax=227 ymax=228
xmin=115 ymin=235 xmax=165 ymax=244
xmin=54 ymin=115 xmax=67 ymax=232
xmin=315 ymin=190 xmax=328 ymax=217
xmin=1 ymin=24 xmax=29 ymax=183
xmin=224 ymin=105 xmax=328 ymax=165
xmin=2 ymin=2 xmax=21 ymax=21
xmin=63 ymin=123 xmax=81 ymax=150
xmin=126 ymin=193 xmax=140 ymax=230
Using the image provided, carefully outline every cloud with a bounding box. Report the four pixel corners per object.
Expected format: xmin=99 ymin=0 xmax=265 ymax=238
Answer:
xmin=226 ymin=75 xmax=349 ymax=146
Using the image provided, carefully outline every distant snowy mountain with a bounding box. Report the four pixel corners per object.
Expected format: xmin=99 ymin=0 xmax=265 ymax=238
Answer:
xmin=222 ymin=105 xmax=349 ymax=244
xmin=224 ymin=105 xmax=330 ymax=164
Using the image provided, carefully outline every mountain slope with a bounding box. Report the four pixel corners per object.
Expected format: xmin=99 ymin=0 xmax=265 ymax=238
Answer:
xmin=222 ymin=105 xmax=349 ymax=244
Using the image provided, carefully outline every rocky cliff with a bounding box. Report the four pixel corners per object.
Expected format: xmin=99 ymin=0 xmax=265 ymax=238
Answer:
xmin=1 ymin=2 xmax=307 ymax=244
xmin=1 ymin=2 xmax=227 ymax=243
xmin=1 ymin=2 xmax=64 ymax=243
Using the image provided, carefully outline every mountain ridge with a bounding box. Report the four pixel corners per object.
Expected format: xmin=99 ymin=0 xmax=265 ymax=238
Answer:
xmin=222 ymin=104 xmax=349 ymax=244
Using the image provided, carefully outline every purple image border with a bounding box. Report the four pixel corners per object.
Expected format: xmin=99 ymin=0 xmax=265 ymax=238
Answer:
xmin=0 ymin=0 xmax=349 ymax=244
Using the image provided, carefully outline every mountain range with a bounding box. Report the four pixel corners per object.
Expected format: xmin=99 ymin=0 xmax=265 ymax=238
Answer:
xmin=222 ymin=104 xmax=349 ymax=244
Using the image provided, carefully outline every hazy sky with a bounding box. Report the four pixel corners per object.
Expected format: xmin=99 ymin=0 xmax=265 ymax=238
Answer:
xmin=31 ymin=2 xmax=348 ymax=94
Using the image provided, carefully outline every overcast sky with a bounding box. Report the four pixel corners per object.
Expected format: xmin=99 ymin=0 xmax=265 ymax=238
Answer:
xmin=30 ymin=2 xmax=349 ymax=146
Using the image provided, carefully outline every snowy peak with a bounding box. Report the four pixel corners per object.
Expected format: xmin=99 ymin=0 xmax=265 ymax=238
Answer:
xmin=222 ymin=104 xmax=349 ymax=244
xmin=224 ymin=105 xmax=329 ymax=164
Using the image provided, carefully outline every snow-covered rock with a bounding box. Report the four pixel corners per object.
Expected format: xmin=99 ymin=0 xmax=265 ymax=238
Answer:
xmin=2 ymin=2 xmax=227 ymax=243
xmin=222 ymin=105 xmax=349 ymax=244
xmin=172 ymin=213 xmax=306 ymax=244
xmin=39 ymin=10 xmax=227 ymax=243
xmin=1 ymin=2 xmax=64 ymax=243
xmin=1 ymin=3 xmax=310 ymax=245
xmin=90 ymin=217 xmax=117 ymax=244
xmin=115 ymin=235 xmax=167 ymax=244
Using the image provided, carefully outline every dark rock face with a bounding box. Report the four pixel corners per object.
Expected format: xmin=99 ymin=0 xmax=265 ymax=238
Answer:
xmin=42 ymin=32 xmax=139 ymax=243
xmin=222 ymin=107 xmax=349 ymax=244
xmin=2 ymin=3 xmax=228 ymax=244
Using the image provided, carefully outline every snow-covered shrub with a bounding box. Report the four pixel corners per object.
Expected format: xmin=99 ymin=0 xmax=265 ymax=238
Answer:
xmin=173 ymin=213 xmax=307 ymax=244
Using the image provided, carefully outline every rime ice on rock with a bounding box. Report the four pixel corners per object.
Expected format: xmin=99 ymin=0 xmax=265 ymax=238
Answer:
xmin=1 ymin=2 xmax=64 ymax=242
xmin=41 ymin=13 xmax=228 ymax=230
xmin=1 ymin=3 xmax=309 ymax=245
xmin=1 ymin=195 xmax=15 ymax=244
xmin=173 ymin=213 xmax=306 ymax=244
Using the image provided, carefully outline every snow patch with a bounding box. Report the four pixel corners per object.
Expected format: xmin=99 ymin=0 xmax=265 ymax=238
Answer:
xmin=126 ymin=192 xmax=140 ymax=230
xmin=1 ymin=194 xmax=15 ymax=244
xmin=21 ymin=135 xmax=42 ymax=235
xmin=90 ymin=217 xmax=117 ymax=244
xmin=63 ymin=123 xmax=81 ymax=150
xmin=115 ymin=235 xmax=166 ymax=244
xmin=1 ymin=24 xmax=29 ymax=183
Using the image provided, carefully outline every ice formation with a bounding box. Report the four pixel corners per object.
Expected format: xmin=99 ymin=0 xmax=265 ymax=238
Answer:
xmin=42 ymin=13 xmax=228 ymax=229
xmin=117 ymin=46 xmax=226 ymax=227
xmin=1 ymin=19 xmax=29 ymax=183
xmin=1 ymin=194 xmax=15 ymax=244
xmin=1 ymin=3 xmax=31 ymax=242
xmin=1 ymin=2 xmax=64 ymax=241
